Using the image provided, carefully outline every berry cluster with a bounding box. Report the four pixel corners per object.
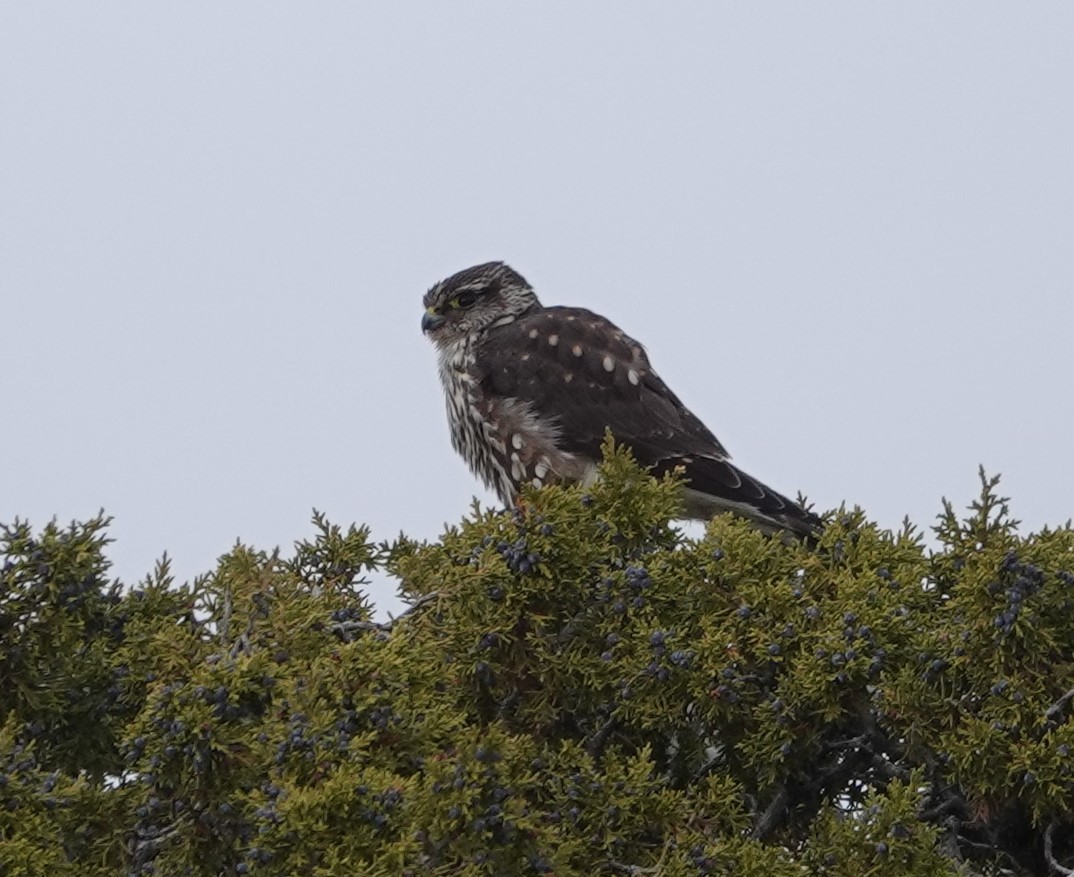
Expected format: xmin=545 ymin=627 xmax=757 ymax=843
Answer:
xmin=495 ymin=538 xmax=541 ymax=576
xmin=989 ymin=550 xmax=1045 ymax=636
xmin=641 ymin=629 xmax=694 ymax=682
xmin=355 ymin=784 xmax=403 ymax=833
xmin=275 ymin=713 xmax=316 ymax=765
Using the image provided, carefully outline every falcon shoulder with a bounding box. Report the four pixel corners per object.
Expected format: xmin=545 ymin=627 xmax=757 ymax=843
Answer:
xmin=474 ymin=306 xmax=725 ymax=466
xmin=474 ymin=306 xmax=820 ymax=537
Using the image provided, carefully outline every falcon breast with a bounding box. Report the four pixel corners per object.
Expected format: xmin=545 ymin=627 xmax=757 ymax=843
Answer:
xmin=421 ymin=261 xmax=821 ymax=540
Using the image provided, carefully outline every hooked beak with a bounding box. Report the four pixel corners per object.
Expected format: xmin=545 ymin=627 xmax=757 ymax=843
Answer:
xmin=421 ymin=309 xmax=446 ymax=334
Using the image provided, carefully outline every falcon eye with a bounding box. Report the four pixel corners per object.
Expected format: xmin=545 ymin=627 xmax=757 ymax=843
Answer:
xmin=449 ymin=291 xmax=479 ymax=310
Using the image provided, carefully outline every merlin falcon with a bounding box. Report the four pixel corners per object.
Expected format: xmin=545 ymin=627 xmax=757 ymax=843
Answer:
xmin=421 ymin=261 xmax=821 ymax=540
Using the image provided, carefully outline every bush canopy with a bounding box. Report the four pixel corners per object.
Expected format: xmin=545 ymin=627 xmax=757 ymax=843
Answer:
xmin=2 ymin=444 xmax=1073 ymax=876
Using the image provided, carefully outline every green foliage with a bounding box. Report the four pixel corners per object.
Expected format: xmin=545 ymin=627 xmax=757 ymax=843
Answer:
xmin=2 ymin=451 xmax=1073 ymax=876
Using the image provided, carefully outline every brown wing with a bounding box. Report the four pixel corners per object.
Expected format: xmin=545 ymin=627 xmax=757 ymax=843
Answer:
xmin=475 ymin=306 xmax=725 ymax=460
xmin=474 ymin=306 xmax=820 ymax=537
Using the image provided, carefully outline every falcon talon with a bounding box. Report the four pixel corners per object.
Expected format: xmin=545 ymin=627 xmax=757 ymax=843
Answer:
xmin=422 ymin=261 xmax=822 ymax=541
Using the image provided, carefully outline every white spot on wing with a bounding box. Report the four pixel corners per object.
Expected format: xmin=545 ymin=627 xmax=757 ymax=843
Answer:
xmin=548 ymin=334 xmax=559 ymax=346
xmin=512 ymin=434 xmax=523 ymax=450
xmin=602 ymin=356 xmax=615 ymax=372
xmin=564 ymin=373 xmax=573 ymax=383
xmin=627 ymin=369 xmax=640 ymax=385
xmin=572 ymin=345 xmax=583 ymax=357
xmin=528 ymin=328 xmax=539 ymax=339
xmin=531 ymin=477 xmax=543 ymax=488
xmin=534 ymin=460 xmax=549 ymax=480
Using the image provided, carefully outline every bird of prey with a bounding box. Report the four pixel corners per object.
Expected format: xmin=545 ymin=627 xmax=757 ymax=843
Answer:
xmin=421 ymin=261 xmax=821 ymax=540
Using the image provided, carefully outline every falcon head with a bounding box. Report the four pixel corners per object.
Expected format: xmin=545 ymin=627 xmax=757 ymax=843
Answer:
xmin=422 ymin=261 xmax=539 ymax=348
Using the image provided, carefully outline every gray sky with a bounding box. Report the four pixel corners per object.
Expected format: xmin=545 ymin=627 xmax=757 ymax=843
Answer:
xmin=3 ymin=4 xmax=1072 ymax=619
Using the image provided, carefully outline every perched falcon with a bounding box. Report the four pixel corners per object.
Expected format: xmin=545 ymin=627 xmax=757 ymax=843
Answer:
xmin=421 ymin=261 xmax=821 ymax=540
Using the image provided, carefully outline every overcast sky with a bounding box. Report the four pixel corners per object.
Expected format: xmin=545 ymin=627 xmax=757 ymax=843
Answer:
xmin=2 ymin=4 xmax=1072 ymax=618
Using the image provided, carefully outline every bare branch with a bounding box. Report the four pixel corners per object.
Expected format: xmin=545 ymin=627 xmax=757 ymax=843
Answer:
xmin=1045 ymin=822 xmax=1074 ymax=877
xmin=606 ymin=864 xmax=660 ymax=876
xmin=606 ymin=838 xmax=672 ymax=874
xmin=919 ymin=790 xmax=966 ymax=822
xmin=690 ymin=750 xmax=725 ymax=785
xmin=330 ymin=591 xmax=441 ymax=642
xmin=1045 ymin=688 xmax=1074 ymax=723
xmin=867 ymin=750 xmax=910 ymax=783
xmin=751 ymin=785 xmax=789 ymax=840
xmin=228 ymin=630 xmax=252 ymax=659
xmin=130 ymin=819 xmax=184 ymax=865
xmin=585 ymin=716 xmax=620 ymax=760
xmin=218 ymin=586 xmax=232 ymax=641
